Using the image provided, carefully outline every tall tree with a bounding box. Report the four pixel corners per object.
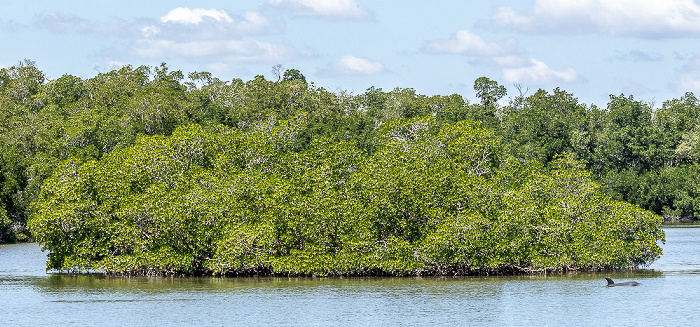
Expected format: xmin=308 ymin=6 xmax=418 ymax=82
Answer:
xmin=474 ymin=77 xmax=506 ymax=108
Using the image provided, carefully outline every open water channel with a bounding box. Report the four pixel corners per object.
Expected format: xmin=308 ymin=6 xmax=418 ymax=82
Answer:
xmin=2 ymin=224 xmax=699 ymax=326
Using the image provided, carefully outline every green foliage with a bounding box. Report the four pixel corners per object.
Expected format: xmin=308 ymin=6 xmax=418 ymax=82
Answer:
xmin=0 ymin=61 xmax=673 ymax=277
xmin=603 ymin=165 xmax=700 ymax=219
xmin=676 ymin=127 xmax=700 ymax=163
xmin=604 ymin=94 xmax=661 ymax=172
xmin=474 ymin=77 xmax=506 ymax=108
xmin=282 ymin=69 xmax=307 ymax=85
xmin=501 ymin=88 xmax=587 ymax=163
xmin=656 ymin=92 xmax=700 ymax=165
xmin=0 ymin=205 xmax=9 ymax=241
xmin=0 ymin=59 xmax=45 ymax=109
xmin=30 ymin=118 xmax=664 ymax=276
xmin=0 ymin=146 xmax=26 ymax=242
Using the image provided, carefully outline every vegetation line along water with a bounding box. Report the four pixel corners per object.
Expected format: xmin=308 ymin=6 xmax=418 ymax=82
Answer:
xmin=1 ymin=61 xmax=673 ymax=275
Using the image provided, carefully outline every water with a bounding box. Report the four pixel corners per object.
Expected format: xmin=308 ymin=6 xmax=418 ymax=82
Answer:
xmin=2 ymin=224 xmax=699 ymax=326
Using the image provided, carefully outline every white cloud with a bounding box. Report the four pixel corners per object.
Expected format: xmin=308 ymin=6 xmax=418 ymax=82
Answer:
xmin=423 ymin=30 xmax=521 ymax=56
xmin=140 ymin=25 xmax=160 ymax=37
xmin=132 ymin=8 xmax=299 ymax=63
xmin=491 ymin=55 xmax=529 ymax=67
xmin=268 ymin=0 xmax=373 ymax=20
xmin=132 ymin=38 xmax=312 ymax=63
xmin=157 ymin=10 xmax=279 ymax=39
xmin=423 ymin=30 xmax=580 ymax=86
xmin=502 ymin=58 xmax=582 ymax=85
xmin=680 ymin=74 xmax=700 ymax=92
xmin=236 ymin=11 xmax=274 ymax=33
xmin=34 ymin=8 xmax=302 ymax=63
xmin=320 ymin=55 xmax=385 ymax=76
xmin=487 ymin=0 xmax=700 ymax=38
xmin=36 ymin=9 xmax=276 ymax=38
xmin=161 ymin=8 xmax=233 ymax=25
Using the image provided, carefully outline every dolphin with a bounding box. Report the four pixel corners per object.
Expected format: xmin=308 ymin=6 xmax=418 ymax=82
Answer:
xmin=605 ymin=277 xmax=640 ymax=287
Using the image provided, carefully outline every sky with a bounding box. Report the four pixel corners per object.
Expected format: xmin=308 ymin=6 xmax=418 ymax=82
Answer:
xmin=3 ymin=0 xmax=700 ymax=108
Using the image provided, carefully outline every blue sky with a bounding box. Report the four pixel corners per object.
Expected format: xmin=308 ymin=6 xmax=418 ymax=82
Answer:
xmin=3 ymin=0 xmax=700 ymax=107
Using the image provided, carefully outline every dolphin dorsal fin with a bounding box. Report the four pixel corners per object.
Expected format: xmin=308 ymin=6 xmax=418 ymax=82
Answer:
xmin=605 ymin=277 xmax=615 ymax=285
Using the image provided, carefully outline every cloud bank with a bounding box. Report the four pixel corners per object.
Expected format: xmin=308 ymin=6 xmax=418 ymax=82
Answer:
xmin=160 ymin=8 xmax=233 ymax=25
xmin=486 ymin=0 xmax=700 ymax=38
xmin=424 ymin=29 xmax=582 ymax=85
xmin=34 ymin=8 xmax=313 ymax=64
xmin=320 ymin=55 xmax=385 ymax=76
xmin=503 ymin=58 xmax=582 ymax=84
xmin=267 ymin=0 xmax=373 ymax=21
xmin=132 ymin=39 xmax=308 ymax=62
xmin=423 ymin=30 xmax=521 ymax=57
xmin=680 ymin=75 xmax=700 ymax=93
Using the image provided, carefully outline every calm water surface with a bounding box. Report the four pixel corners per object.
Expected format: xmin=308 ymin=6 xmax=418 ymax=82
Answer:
xmin=2 ymin=224 xmax=699 ymax=326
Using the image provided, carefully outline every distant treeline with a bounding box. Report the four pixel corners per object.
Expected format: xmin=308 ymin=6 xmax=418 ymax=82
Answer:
xmin=0 ymin=60 xmax=673 ymax=274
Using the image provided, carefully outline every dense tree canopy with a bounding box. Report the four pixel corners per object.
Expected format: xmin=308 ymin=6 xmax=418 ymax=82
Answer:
xmin=29 ymin=119 xmax=662 ymax=276
xmin=0 ymin=60 xmax=682 ymax=275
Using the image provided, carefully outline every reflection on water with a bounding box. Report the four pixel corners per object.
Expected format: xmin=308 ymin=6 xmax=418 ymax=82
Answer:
xmin=1 ymin=224 xmax=699 ymax=326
